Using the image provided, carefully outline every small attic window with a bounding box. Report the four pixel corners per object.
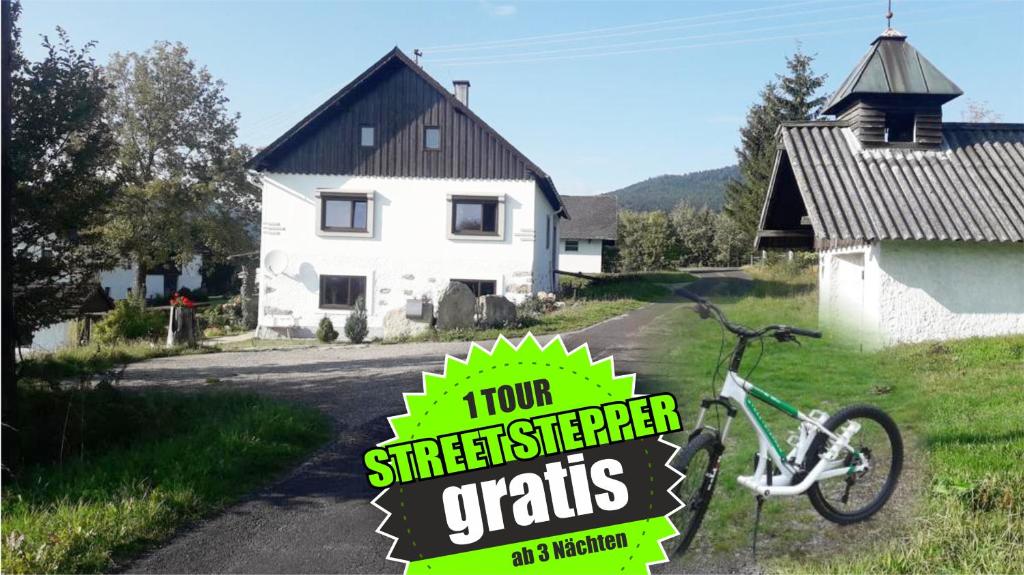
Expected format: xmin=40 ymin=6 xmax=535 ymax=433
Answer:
xmin=360 ymin=125 xmax=375 ymax=147
xmin=885 ymin=112 xmax=916 ymax=143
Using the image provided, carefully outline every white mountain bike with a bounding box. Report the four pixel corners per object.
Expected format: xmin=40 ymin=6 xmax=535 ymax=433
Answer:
xmin=667 ymin=288 xmax=903 ymax=556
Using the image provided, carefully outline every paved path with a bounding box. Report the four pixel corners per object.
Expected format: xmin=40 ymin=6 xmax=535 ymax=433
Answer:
xmin=124 ymin=273 xmax=750 ymax=574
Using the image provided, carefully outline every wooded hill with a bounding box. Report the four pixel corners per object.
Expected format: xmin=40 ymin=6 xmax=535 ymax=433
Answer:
xmin=604 ymin=165 xmax=738 ymax=212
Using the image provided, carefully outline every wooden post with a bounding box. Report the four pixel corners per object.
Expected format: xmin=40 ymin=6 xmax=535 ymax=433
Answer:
xmin=166 ymin=306 xmax=198 ymax=348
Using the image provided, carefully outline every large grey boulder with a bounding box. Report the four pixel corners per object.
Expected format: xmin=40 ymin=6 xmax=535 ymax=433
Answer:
xmin=436 ymin=282 xmax=476 ymax=330
xmin=478 ymin=295 xmax=517 ymax=328
xmin=383 ymin=305 xmax=433 ymax=339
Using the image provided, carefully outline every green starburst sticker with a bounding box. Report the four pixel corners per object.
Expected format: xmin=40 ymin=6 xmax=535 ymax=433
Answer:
xmin=365 ymin=334 xmax=684 ymax=574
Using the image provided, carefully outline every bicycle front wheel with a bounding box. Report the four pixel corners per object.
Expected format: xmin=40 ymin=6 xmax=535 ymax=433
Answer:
xmin=805 ymin=405 xmax=903 ymax=524
xmin=666 ymin=430 xmax=722 ymax=556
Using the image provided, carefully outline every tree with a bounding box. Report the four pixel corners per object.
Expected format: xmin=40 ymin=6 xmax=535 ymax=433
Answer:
xmin=725 ymin=48 xmax=827 ymax=248
xmin=10 ymin=16 xmax=115 ymax=339
xmin=961 ymin=100 xmax=1002 ymax=123
xmin=344 ymin=297 xmax=369 ymax=344
xmin=671 ymin=202 xmax=717 ymax=267
xmin=713 ymin=214 xmax=749 ymax=267
xmin=616 ymin=211 xmax=679 ymax=272
xmin=102 ymin=42 xmax=254 ymax=298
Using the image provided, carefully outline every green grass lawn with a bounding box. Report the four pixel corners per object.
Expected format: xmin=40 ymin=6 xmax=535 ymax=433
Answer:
xmin=643 ymin=266 xmax=1023 ymax=573
xmin=2 ymin=387 xmax=330 ymax=574
xmin=19 ymin=342 xmax=217 ymax=382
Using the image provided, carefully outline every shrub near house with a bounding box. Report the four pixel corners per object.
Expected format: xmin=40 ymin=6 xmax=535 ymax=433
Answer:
xmin=92 ymin=298 xmax=165 ymax=343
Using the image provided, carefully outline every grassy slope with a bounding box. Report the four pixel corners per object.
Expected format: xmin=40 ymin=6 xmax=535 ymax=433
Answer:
xmin=2 ymin=389 xmax=330 ymax=574
xmin=643 ymin=267 xmax=1023 ymax=572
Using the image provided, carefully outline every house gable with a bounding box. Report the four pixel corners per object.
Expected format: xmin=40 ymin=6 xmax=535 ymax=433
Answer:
xmin=247 ymin=48 xmax=565 ymax=214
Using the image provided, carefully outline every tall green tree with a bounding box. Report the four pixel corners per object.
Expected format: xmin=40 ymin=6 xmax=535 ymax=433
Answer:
xmin=616 ymin=211 xmax=679 ymax=272
xmin=10 ymin=17 xmax=115 ymax=338
xmin=102 ymin=42 xmax=255 ymax=298
xmin=724 ymin=48 xmax=827 ymax=247
xmin=713 ymin=214 xmax=749 ymax=267
xmin=671 ymin=202 xmax=717 ymax=267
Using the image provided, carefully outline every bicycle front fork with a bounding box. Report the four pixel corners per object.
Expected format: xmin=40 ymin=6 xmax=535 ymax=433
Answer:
xmin=693 ymin=398 xmax=738 ymax=443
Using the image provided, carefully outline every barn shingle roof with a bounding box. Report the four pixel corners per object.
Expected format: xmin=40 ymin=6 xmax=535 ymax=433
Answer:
xmin=560 ymin=196 xmax=619 ymax=240
xmin=760 ymin=122 xmax=1024 ymax=246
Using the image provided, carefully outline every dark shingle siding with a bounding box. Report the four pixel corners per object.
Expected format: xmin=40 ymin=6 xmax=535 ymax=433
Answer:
xmin=779 ymin=122 xmax=1024 ymax=243
xmin=248 ymin=48 xmax=564 ymax=214
xmin=560 ymin=196 xmax=618 ymax=240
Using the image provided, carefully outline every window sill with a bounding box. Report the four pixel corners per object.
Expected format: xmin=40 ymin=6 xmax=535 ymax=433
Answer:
xmin=447 ymin=232 xmax=505 ymax=241
xmin=317 ymin=228 xmax=373 ymax=238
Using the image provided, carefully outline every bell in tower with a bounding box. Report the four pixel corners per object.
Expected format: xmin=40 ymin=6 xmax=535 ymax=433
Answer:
xmin=822 ymin=28 xmax=963 ymax=147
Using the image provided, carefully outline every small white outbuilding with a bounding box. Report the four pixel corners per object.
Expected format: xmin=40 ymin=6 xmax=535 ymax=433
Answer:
xmin=757 ymin=29 xmax=1024 ymax=348
xmin=557 ymin=196 xmax=618 ymax=274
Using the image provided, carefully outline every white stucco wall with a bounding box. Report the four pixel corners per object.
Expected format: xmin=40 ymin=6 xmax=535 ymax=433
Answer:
xmin=820 ymin=241 xmax=1024 ymax=347
xmin=257 ymin=173 xmax=554 ymax=338
xmin=558 ymin=239 xmax=603 ymax=274
xmin=101 ymin=256 xmax=203 ymax=300
xmin=532 ymin=189 xmax=558 ymax=294
xmin=876 ymin=240 xmax=1024 ymax=345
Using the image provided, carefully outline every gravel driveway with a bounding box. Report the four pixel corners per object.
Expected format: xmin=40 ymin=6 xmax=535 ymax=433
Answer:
xmin=122 ymin=297 xmax=687 ymax=574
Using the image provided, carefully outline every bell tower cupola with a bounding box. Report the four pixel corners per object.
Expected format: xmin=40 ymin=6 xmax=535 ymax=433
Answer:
xmin=823 ymin=28 xmax=962 ymax=147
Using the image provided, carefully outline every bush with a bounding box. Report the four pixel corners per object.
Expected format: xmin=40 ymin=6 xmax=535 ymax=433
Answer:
xmin=92 ymin=298 xmax=165 ymax=343
xmin=344 ymin=296 xmax=369 ymax=343
xmin=316 ymin=316 xmax=338 ymax=342
xmin=517 ymin=294 xmax=558 ymax=321
xmin=198 ymin=295 xmax=251 ymax=337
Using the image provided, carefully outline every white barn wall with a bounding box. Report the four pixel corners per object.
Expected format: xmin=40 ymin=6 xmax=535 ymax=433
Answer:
xmin=876 ymin=240 xmax=1024 ymax=345
xmin=818 ymin=243 xmax=882 ymax=347
xmin=559 ymin=239 xmax=603 ymax=274
xmin=820 ymin=241 xmax=1024 ymax=347
xmin=258 ymin=173 xmax=547 ymax=337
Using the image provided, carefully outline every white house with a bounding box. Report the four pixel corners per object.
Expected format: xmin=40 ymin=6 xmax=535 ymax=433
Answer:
xmin=558 ymin=195 xmax=618 ymax=274
xmin=757 ymin=28 xmax=1024 ymax=348
xmin=100 ymin=256 xmax=204 ymax=301
xmin=28 ymin=256 xmax=204 ymax=352
xmin=247 ymin=48 xmax=567 ymax=339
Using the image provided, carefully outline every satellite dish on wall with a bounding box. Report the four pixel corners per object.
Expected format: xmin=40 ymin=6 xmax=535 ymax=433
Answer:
xmin=264 ymin=250 xmax=290 ymax=276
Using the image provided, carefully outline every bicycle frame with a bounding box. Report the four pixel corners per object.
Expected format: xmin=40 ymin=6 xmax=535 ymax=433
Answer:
xmin=693 ymin=370 xmax=869 ymax=498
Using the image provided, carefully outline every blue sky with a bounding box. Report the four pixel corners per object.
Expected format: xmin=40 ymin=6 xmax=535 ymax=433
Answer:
xmin=18 ymin=0 xmax=1024 ymax=195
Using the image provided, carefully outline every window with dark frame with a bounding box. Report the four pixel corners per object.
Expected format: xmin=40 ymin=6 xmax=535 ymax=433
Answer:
xmin=565 ymin=240 xmax=579 ymax=252
xmin=452 ymin=198 xmax=498 ymax=235
xmin=321 ymin=195 xmax=369 ymax=232
xmin=885 ymin=112 xmax=916 ymax=143
xmin=452 ymin=279 xmax=496 ymax=297
xmin=319 ymin=275 xmax=366 ymax=309
xmin=360 ymin=125 xmax=375 ymax=147
xmin=425 ymin=126 xmax=441 ymax=150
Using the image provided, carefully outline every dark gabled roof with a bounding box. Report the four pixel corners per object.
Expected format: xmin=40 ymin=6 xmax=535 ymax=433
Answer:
xmin=246 ymin=47 xmax=565 ymax=215
xmin=560 ymin=195 xmax=618 ymax=240
xmin=757 ymin=122 xmax=1024 ymax=247
xmin=823 ymin=29 xmax=962 ymax=115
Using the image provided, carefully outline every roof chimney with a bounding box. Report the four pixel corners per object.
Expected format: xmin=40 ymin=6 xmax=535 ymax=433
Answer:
xmin=453 ymin=80 xmax=470 ymax=107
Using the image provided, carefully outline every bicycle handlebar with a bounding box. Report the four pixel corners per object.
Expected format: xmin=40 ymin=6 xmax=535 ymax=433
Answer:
xmin=676 ymin=287 xmax=822 ymax=340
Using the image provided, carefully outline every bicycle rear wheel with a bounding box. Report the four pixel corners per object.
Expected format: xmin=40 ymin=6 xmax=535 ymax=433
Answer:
xmin=805 ymin=405 xmax=903 ymax=524
xmin=666 ymin=430 xmax=722 ymax=556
